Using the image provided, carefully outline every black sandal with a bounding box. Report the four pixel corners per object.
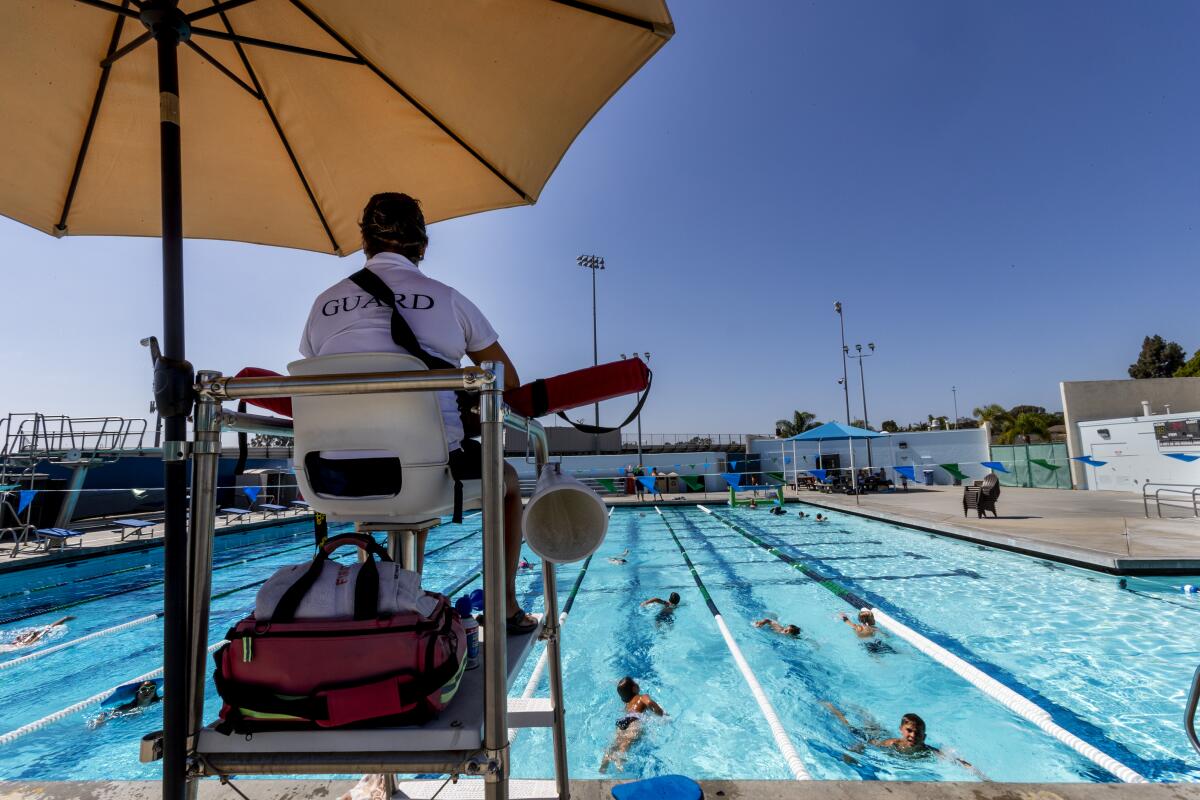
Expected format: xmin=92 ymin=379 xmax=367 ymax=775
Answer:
xmin=506 ymin=609 xmax=538 ymax=635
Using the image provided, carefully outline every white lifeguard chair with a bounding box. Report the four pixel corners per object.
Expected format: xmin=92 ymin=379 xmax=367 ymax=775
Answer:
xmin=175 ymin=359 xmax=570 ymax=800
xmin=289 ymin=352 xmax=482 ymax=572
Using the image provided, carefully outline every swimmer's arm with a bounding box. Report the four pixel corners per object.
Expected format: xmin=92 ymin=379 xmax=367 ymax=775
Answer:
xmin=820 ymin=701 xmax=852 ymax=729
xmin=839 ymin=616 xmax=865 ymax=634
xmin=641 ymin=598 xmax=666 ymax=607
xmin=644 ymin=696 xmax=665 ymax=716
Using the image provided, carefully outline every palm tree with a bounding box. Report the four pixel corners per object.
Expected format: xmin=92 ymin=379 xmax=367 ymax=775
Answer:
xmin=775 ymin=410 xmax=821 ymax=437
xmin=973 ymin=403 xmax=1012 ymax=428
xmin=998 ymin=412 xmax=1050 ymax=444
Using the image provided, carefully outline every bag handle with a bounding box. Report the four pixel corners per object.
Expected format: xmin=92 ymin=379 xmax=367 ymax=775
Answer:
xmin=555 ymin=369 xmax=653 ymax=435
xmin=271 ymin=534 xmax=390 ymax=623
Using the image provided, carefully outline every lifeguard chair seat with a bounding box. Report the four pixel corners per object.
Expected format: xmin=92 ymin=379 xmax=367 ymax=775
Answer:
xmin=288 ymin=353 xmax=482 ymax=566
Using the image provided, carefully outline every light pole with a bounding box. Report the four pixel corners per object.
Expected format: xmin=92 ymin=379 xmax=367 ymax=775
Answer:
xmin=577 ymin=254 xmax=605 ymax=454
xmin=952 ymin=386 xmax=959 ymax=430
xmin=835 ymin=302 xmax=851 ymax=424
xmin=849 ymin=343 xmax=876 ymax=467
xmin=621 ymin=351 xmax=650 ymax=467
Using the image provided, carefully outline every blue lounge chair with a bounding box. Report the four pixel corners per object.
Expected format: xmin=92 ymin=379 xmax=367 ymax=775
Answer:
xmin=257 ymin=503 xmax=288 ymax=517
xmin=114 ymin=518 xmax=156 ymax=541
xmin=34 ymin=528 xmax=86 ymax=552
xmin=218 ymin=508 xmax=252 ymax=523
xmin=290 ymin=500 xmax=310 ymax=510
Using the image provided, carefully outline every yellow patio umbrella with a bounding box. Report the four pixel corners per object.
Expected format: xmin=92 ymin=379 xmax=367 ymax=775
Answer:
xmin=0 ymin=3 xmax=671 ymax=796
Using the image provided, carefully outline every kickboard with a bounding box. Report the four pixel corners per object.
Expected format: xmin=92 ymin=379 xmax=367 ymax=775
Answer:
xmin=101 ymin=677 xmax=163 ymax=708
xmin=611 ymin=775 xmax=702 ymax=800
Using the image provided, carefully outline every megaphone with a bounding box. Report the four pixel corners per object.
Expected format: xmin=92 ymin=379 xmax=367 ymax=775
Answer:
xmin=522 ymin=464 xmax=608 ymax=563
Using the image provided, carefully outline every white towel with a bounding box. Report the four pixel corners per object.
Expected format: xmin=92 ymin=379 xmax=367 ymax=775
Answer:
xmin=255 ymin=560 xmax=438 ymax=621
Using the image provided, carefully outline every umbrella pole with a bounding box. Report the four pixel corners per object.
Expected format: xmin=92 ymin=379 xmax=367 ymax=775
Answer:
xmin=147 ymin=6 xmax=191 ymax=800
xmin=850 ymin=436 xmax=859 ymax=506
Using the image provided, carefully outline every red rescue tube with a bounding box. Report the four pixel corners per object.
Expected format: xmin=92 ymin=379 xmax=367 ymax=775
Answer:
xmin=233 ymin=357 xmax=650 ymax=421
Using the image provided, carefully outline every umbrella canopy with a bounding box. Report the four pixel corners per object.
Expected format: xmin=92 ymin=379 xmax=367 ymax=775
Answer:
xmin=788 ymin=421 xmax=886 ymax=441
xmin=0 ymin=0 xmax=674 ymax=254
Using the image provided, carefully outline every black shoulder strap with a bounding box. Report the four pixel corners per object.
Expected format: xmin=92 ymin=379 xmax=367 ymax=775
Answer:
xmin=348 ymin=268 xmax=453 ymax=371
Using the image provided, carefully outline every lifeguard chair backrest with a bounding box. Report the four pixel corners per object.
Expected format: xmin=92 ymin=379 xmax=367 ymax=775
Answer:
xmin=288 ymin=353 xmax=456 ymax=523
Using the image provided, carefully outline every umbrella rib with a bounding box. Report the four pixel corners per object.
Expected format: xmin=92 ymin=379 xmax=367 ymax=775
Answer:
xmin=184 ymin=40 xmax=261 ymax=99
xmin=288 ymin=0 xmax=535 ymax=204
xmin=186 ymin=0 xmax=258 ymax=24
xmin=74 ymin=0 xmax=141 ymax=20
xmin=190 ymin=26 xmax=362 ymax=64
xmin=57 ymin=0 xmax=130 ymax=234
xmin=213 ymin=4 xmax=340 ymax=254
xmin=546 ymin=0 xmax=672 ymax=36
xmin=100 ymin=30 xmax=152 ymax=68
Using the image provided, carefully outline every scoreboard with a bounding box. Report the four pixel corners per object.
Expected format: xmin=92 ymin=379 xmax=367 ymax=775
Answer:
xmin=1154 ymin=418 xmax=1200 ymax=448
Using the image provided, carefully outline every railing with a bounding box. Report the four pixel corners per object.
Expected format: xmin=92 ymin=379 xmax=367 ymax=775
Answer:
xmin=620 ymin=432 xmax=765 ymax=449
xmin=1141 ymin=482 xmax=1200 ymax=518
xmin=0 ymin=413 xmax=147 ymax=465
xmin=1187 ymin=664 xmax=1200 ymax=757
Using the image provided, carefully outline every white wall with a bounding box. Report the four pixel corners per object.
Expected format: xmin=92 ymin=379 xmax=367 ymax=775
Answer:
xmin=509 ymin=451 xmax=730 ymax=492
xmin=749 ymin=428 xmax=990 ymax=485
xmin=1076 ymin=410 xmax=1200 ymax=492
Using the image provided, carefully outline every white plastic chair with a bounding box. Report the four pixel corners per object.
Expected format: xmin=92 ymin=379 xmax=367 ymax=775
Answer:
xmin=288 ymin=353 xmax=482 ymax=570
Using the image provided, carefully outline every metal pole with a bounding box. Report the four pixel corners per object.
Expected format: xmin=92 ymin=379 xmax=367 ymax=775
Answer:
xmin=479 ymin=362 xmax=509 ymax=800
xmin=835 ymin=303 xmax=850 ymax=424
xmin=185 ymin=376 xmax=221 ymax=800
xmin=149 ymin=6 xmax=189 ymax=800
xmin=542 ymin=557 xmax=570 ymax=800
xmin=591 ymin=266 xmax=599 ymax=440
xmin=857 ymin=354 xmax=872 ymax=469
xmin=952 ymin=386 xmax=959 ymax=430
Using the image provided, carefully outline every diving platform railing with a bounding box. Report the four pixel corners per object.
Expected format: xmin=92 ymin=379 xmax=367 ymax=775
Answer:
xmin=155 ymin=362 xmax=567 ymax=800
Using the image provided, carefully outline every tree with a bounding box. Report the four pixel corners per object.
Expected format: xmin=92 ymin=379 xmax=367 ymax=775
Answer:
xmin=880 ymin=419 xmax=899 ymax=433
xmin=1176 ymin=348 xmax=1200 ymax=378
xmin=775 ymin=411 xmax=821 ymax=437
xmin=1128 ymin=335 xmax=1186 ymax=379
xmin=973 ymin=404 xmax=1012 ymax=429
xmin=998 ymin=412 xmax=1050 ymax=444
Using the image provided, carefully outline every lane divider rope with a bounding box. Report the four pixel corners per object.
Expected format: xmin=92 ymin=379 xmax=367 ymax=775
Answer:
xmin=657 ymin=506 xmax=812 ymax=781
xmin=695 ymin=504 xmax=1147 ymax=784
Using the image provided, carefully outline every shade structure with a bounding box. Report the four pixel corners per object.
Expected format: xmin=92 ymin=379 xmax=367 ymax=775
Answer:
xmin=788 ymin=421 xmax=887 ymax=441
xmin=0 ymin=0 xmax=674 ymax=254
xmin=0 ymin=4 xmax=672 ymax=799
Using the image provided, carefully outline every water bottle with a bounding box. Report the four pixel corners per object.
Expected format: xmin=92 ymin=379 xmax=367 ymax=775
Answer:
xmin=462 ymin=615 xmax=480 ymax=669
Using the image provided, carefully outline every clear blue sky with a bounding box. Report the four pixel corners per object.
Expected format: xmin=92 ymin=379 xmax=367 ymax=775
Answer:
xmin=4 ymin=0 xmax=1199 ymax=436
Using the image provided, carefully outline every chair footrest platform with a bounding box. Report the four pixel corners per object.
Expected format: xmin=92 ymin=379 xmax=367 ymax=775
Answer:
xmin=395 ymin=779 xmax=557 ymax=799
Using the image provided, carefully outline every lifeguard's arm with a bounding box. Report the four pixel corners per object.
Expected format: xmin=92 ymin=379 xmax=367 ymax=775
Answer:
xmin=467 ymin=341 xmax=520 ymax=391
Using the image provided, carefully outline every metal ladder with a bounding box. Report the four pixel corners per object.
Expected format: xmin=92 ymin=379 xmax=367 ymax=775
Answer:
xmin=1187 ymin=664 xmax=1200 ymax=758
xmin=148 ymin=362 xmax=571 ymax=800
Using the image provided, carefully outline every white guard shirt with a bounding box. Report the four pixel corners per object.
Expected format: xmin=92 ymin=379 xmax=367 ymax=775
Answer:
xmin=300 ymin=252 xmax=499 ymax=451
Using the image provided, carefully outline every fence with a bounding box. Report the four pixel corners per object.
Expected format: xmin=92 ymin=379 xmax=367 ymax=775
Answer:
xmin=989 ymin=443 xmax=1072 ymax=489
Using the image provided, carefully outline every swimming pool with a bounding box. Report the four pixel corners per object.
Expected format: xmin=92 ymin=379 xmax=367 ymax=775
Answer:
xmin=1 ymin=505 xmax=1197 ymax=782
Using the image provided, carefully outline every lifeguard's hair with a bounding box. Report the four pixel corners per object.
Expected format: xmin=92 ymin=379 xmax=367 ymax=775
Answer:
xmin=361 ymin=192 xmax=428 ymax=261
xmin=617 ymin=676 xmax=638 ymax=702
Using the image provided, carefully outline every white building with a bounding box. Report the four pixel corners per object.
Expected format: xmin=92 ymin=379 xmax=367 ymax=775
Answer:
xmin=1075 ymin=410 xmax=1200 ymax=492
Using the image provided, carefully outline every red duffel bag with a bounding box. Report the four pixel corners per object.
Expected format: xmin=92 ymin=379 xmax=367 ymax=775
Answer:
xmin=213 ymin=534 xmax=466 ymax=732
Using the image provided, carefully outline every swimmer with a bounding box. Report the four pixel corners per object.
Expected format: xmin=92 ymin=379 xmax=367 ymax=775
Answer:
xmin=89 ymin=681 xmax=162 ymax=729
xmin=753 ymin=618 xmax=800 ymax=636
xmin=815 ymin=513 xmax=826 ymax=522
xmin=599 ymin=676 xmax=665 ymax=773
xmin=841 ymin=608 xmax=878 ymax=638
xmin=1 ymin=616 xmax=74 ymax=651
xmin=608 ymin=548 xmax=630 ymax=565
xmin=642 ymin=592 xmax=681 ymax=627
xmin=518 ymin=558 xmax=533 ymax=570
xmin=797 ymin=511 xmax=806 ymax=519
xmin=748 ymin=498 xmax=758 ymax=509
xmin=769 ymin=505 xmax=786 ymax=516
xmin=821 ymin=704 xmax=983 ymax=776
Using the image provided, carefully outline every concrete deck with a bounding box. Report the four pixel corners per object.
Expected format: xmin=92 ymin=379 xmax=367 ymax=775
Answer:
xmin=2 ymin=780 xmax=1198 ymax=800
xmin=605 ymin=486 xmax=1200 ymax=574
xmin=0 ymin=509 xmax=314 ymax=573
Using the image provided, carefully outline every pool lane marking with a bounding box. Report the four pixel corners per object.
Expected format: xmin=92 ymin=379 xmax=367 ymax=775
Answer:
xmin=656 ymin=506 xmax=813 ymax=781
xmin=510 ymin=554 xmax=596 ymax=741
xmin=0 ymin=639 xmax=227 ymax=747
xmin=695 ymin=505 xmax=1147 ymax=784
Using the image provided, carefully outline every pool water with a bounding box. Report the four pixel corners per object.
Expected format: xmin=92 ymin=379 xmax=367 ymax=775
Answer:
xmin=1 ymin=505 xmax=1198 ymax=782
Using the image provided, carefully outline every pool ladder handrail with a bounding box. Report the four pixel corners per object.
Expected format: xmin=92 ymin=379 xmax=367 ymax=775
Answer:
xmin=1141 ymin=482 xmax=1200 ymax=518
xmin=1187 ymin=664 xmax=1200 ymax=757
xmin=169 ymin=364 xmax=569 ymax=800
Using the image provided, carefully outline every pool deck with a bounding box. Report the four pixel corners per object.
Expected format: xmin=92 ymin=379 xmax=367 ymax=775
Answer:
xmin=604 ymin=486 xmax=1200 ymax=575
xmin=0 ymin=509 xmax=314 ymax=573
xmin=3 ymin=779 xmax=1198 ymax=800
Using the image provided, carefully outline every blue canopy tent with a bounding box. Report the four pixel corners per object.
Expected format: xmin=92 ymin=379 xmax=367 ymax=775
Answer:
xmin=789 ymin=422 xmax=888 ymax=505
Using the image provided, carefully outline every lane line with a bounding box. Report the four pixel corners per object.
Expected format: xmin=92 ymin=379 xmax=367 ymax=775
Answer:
xmin=656 ymin=506 xmax=812 ymax=781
